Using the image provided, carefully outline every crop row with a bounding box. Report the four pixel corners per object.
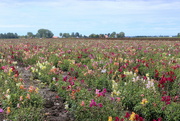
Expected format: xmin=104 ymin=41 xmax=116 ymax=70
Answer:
xmin=0 ymin=39 xmax=180 ymax=120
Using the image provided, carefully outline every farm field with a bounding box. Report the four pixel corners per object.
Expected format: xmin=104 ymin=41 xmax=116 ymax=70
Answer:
xmin=0 ymin=38 xmax=180 ymax=121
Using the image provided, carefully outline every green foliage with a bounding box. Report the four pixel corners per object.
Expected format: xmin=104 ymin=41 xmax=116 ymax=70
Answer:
xmin=0 ymin=33 xmax=18 ymax=39
xmin=0 ymin=67 xmax=44 ymax=120
xmin=58 ymin=59 xmax=70 ymax=71
xmin=36 ymin=29 xmax=54 ymax=38
xmin=117 ymin=32 xmax=125 ymax=38
xmin=7 ymin=107 xmax=44 ymax=121
xmin=177 ymin=33 xmax=180 ymax=37
xmin=27 ymin=32 xmax=34 ymax=38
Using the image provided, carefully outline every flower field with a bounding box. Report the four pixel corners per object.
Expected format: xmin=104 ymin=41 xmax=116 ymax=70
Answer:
xmin=0 ymin=38 xmax=180 ymax=121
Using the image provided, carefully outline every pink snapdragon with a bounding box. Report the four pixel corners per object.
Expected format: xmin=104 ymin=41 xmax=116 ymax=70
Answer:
xmin=89 ymin=99 xmax=97 ymax=107
xmin=95 ymin=88 xmax=107 ymax=97
xmin=89 ymin=99 xmax=103 ymax=108
xmin=0 ymin=108 xmax=4 ymax=113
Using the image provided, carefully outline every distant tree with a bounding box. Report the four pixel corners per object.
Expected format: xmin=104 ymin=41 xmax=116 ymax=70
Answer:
xmin=83 ymin=35 xmax=88 ymax=38
xmin=89 ymin=34 xmax=94 ymax=38
xmin=0 ymin=33 xmax=3 ymax=39
xmin=7 ymin=33 xmax=12 ymax=38
xmin=36 ymin=29 xmax=54 ymax=38
xmin=75 ymin=32 xmax=80 ymax=38
xmin=110 ymin=32 xmax=116 ymax=38
xmin=99 ymin=34 xmax=105 ymax=38
xmin=62 ymin=33 xmax=70 ymax=38
xmin=3 ymin=33 xmax=7 ymax=38
xmin=89 ymin=33 xmax=98 ymax=38
xmin=27 ymin=32 xmax=34 ymax=38
xmin=177 ymin=33 xmax=180 ymax=37
xmin=59 ymin=33 xmax=63 ymax=38
xmin=117 ymin=32 xmax=125 ymax=38
xmin=36 ymin=33 xmax=40 ymax=38
xmin=78 ymin=34 xmax=82 ymax=38
xmin=14 ymin=33 xmax=18 ymax=38
xmin=0 ymin=33 xmax=18 ymax=39
xmin=71 ymin=32 xmax=75 ymax=38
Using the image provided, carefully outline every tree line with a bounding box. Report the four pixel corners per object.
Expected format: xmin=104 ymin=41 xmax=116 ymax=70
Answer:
xmin=0 ymin=29 xmax=125 ymax=39
xmin=25 ymin=29 xmax=125 ymax=38
xmin=0 ymin=33 xmax=18 ymax=39
xmin=1 ymin=28 xmax=180 ymax=39
xmin=59 ymin=31 xmax=125 ymax=38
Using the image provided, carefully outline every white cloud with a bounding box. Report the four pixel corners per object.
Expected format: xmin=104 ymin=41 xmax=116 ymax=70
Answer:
xmin=0 ymin=0 xmax=180 ymax=36
xmin=0 ymin=25 xmax=36 ymax=28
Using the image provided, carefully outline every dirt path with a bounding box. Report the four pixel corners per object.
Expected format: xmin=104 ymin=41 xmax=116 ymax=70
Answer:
xmin=17 ymin=65 xmax=73 ymax=121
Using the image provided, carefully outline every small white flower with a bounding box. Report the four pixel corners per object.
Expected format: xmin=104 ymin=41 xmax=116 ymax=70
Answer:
xmin=64 ymin=103 xmax=69 ymax=109
xmin=5 ymin=94 xmax=11 ymax=101
xmin=101 ymin=69 xmax=106 ymax=73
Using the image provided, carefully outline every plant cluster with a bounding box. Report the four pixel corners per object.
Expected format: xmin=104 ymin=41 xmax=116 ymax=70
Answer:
xmin=0 ymin=39 xmax=179 ymax=120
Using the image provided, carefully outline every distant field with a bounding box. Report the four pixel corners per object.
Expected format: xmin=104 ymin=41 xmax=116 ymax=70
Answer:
xmin=0 ymin=38 xmax=179 ymax=121
xmin=1 ymin=37 xmax=180 ymax=41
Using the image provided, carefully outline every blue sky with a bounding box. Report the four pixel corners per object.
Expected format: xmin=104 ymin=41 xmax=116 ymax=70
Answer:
xmin=0 ymin=0 xmax=180 ymax=36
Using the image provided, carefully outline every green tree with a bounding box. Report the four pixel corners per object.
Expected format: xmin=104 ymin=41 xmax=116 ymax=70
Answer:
xmin=59 ymin=33 xmax=63 ymax=38
xmin=3 ymin=33 xmax=7 ymax=38
xmin=89 ymin=33 xmax=96 ymax=38
xmin=14 ymin=33 xmax=18 ymax=38
xmin=27 ymin=32 xmax=34 ymax=38
xmin=0 ymin=33 xmax=3 ymax=39
xmin=0 ymin=33 xmax=18 ymax=39
xmin=62 ymin=33 xmax=70 ymax=38
xmin=79 ymin=34 xmax=83 ymax=38
xmin=71 ymin=32 xmax=75 ymax=38
xmin=99 ymin=34 xmax=105 ymax=38
xmin=7 ymin=33 xmax=13 ymax=38
xmin=75 ymin=32 xmax=80 ymax=38
xmin=36 ymin=29 xmax=54 ymax=38
xmin=110 ymin=32 xmax=116 ymax=38
xmin=177 ymin=33 xmax=180 ymax=37
xmin=117 ymin=32 xmax=125 ymax=38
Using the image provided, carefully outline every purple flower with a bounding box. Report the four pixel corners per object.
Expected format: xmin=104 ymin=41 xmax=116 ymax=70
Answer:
xmin=110 ymin=97 xmax=115 ymax=101
xmin=0 ymin=108 xmax=4 ymax=113
xmin=89 ymin=99 xmax=103 ymax=108
xmin=63 ymin=76 xmax=67 ymax=81
xmin=95 ymin=88 xmax=107 ymax=97
xmin=89 ymin=99 xmax=97 ymax=107
xmin=102 ymin=88 xmax=107 ymax=94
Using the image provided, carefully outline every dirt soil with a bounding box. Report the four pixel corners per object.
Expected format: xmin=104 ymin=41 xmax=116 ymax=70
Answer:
xmin=16 ymin=65 xmax=74 ymax=121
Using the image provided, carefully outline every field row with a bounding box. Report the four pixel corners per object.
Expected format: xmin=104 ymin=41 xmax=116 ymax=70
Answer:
xmin=0 ymin=39 xmax=180 ymax=121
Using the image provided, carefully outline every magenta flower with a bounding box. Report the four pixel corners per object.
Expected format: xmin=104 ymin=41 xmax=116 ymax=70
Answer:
xmin=81 ymin=80 xmax=84 ymax=84
xmin=1 ymin=66 xmax=6 ymax=70
xmin=63 ymin=76 xmax=67 ymax=81
xmin=95 ymin=88 xmax=107 ymax=97
xmin=124 ymin=112 xmax=130 ymax=118
xmin=95 ymin=89 xmax=100 ymax=95
xmin=89 ymin=99 xmax=103 ymax=108
xmin=69 ymin=80 xmax=74 ymax=86
xmin=161 ymin=96 xmax=171 ymax=105
xmin=0 ymin=108 xmax=4 ymax=113
xmin=115 ymin=117 xmax=120 ymax=121
xmin=89 ymin=99 xmax=97 ymax=107
xmin=110 ymin=97 xmax=115 ymax=101
xmin=153 ymin=117 xmax=163 ymax=121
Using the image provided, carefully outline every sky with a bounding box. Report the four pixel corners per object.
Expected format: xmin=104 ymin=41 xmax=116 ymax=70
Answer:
xmin=0 ymin=0 xmax=180 ymax=36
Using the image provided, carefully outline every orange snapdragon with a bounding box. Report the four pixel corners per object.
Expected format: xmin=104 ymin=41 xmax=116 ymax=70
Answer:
xmin=6 ymin=107 xmax=11 ymax=114
xmin=26 ymin=93 xmax=31 ymax=99
xmin=80 ymin=101 xmax=85 ymax=106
